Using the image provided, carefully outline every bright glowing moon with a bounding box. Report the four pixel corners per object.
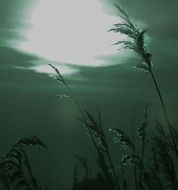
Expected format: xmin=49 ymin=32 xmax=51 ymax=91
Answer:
xmin=19 ymin=0 xmax=125 ymax=74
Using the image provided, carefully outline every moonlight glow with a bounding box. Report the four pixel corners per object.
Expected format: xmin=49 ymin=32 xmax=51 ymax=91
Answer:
xmin=19 ymin=0 xmax=125 ymax=74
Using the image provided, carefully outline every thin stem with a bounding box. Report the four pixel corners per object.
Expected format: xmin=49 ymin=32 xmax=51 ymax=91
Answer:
xmin=132 ymin=121 xmax=138 ymax=190
xmin=63 ymin=81 xmax=100 ymax=156
xmin=138 ymin=138 xmax=145 ymax=190
xmin=65 ymin=82 xmax=120 ymax=190
xmin=149 ymin=70 xmax=168 ymax=121
xmin=106 ymin=150 xmax=121 ymax=190
xmin=63 ymin=83 xmax=116 ymax=190
xmin=98 ymin=113 xmax=121 ymax=190
xmin=134 ymin=164 xmax=138 ymax=190
xmin=149 ymin=69 xmax=178 ymax=158
xmin=50 ymin=64 xmax=121 ymax=190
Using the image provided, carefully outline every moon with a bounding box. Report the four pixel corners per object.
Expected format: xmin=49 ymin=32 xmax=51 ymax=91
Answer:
xmin=19 ymin=0 xmax=125 ymax=74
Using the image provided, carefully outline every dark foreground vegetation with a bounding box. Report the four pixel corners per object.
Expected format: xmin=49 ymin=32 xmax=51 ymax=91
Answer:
xmin=0 ymin=3 xmax=178 ymax=190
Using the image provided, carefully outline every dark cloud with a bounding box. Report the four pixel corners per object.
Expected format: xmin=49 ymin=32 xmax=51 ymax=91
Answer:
xmin=0 ymin=46 xmax=39 ymax=69
xmin=0 ymin=0 xmax=38 ymax=45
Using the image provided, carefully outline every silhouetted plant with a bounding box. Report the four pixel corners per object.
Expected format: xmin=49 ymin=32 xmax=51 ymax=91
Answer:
xmin=48 ymin=58 xmax=178 ymax=190
xmin=72 ymin=157 xmax=113 ymax=190
xmin=49 ymin=64 xmax=121 ymax=190
xmin=110 ymin=3 xmax=178 ymax=158
xmin=110 ymin=101 xmax=178 ymax=190
xmin=0 ymin=136 xmax=47 ymax=190
xmin=46 ymin=3 xmax=178 ymax=190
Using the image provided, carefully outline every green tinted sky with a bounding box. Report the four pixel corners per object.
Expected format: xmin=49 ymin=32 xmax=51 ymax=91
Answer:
xmin=0 ymin=0 xmax=178 ymax=189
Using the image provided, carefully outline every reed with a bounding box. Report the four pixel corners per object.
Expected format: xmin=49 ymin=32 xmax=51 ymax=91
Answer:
xmin=0 ymin=136 xmax=47 ymax=190
xmin=109 ymin=3 xmax=178 ymax=159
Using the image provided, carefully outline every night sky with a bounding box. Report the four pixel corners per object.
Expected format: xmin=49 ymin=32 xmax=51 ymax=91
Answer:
xmin=0 ymin=0 xmax=178 ymax=189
